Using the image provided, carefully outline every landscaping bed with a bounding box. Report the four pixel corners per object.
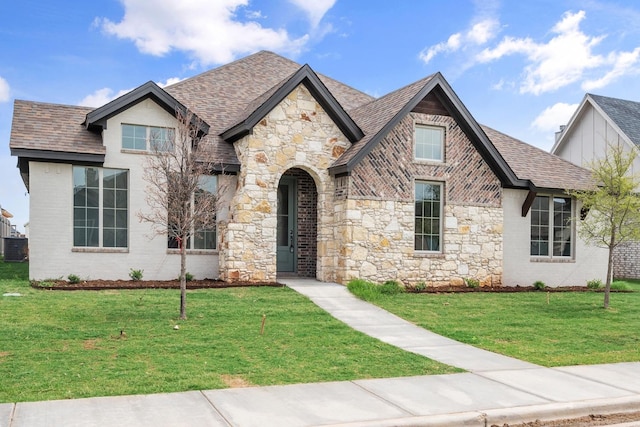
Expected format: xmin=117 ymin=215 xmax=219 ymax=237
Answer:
xmin=31 ymin=279 xmax=282 ymax=290
xmin=408 ymin=285 xmax=630 ymax=293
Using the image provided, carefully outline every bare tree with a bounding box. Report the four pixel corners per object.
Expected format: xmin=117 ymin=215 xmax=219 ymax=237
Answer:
xmin=568 ymin=143 xmax=640 ymax=309
xmin=138 ymin=108 xmax=221 ymax=319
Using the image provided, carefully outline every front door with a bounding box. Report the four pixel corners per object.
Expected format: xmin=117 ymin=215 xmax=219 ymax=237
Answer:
xmin=277 ymin=177 xmax=297 ymax=272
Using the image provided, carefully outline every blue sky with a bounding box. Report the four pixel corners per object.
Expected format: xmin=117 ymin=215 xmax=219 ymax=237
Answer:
xmin=2 ymin=0 xmax=640 ymax=232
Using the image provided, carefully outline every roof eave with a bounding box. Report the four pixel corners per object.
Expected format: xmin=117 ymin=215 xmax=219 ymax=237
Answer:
xmin=84 ymin=81 xmax=210 ymax=135
xmin=221 ymin=64 xmax=363 ymax=143
xmin=329 ymin=73 xmax=522 ymax=187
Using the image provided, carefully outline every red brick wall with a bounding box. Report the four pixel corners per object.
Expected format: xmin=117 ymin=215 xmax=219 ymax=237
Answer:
xmin=349 ymin=113 xmax=502 ymax=206
xmin=283 ymin=168 xmax=317 ymax=277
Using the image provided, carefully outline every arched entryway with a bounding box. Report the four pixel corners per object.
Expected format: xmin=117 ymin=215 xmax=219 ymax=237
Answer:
xmin=276 ymin=168 xmax=318 ymax=277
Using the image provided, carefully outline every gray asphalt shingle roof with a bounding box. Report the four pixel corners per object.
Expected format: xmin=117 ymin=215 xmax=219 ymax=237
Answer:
xmin=589 ymin=94 xmax=640 ymax=147
xmin=482 ymin=126 xmax=594 ymax=191
xmin=9 ymin=50 xmax=592 ymax=192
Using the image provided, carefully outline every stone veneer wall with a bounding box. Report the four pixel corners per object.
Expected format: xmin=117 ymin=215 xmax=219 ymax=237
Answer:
xmin=613 ymin=241 xmax=640 ymax=279
xmin=218 ymin=84 xmax=349 ymax=282
xmin=335 ymin=112 xmax=504 ymax=286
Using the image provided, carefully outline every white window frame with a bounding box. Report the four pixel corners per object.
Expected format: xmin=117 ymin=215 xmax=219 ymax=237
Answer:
xmin=530 ymin=195 xmax=574 ymax=259
xmin=414 ymin=124 xmax=445 ymax=162
xmin=414 ymin=181 xmax=443 ymax=253
xmin=73 ymin=166 xmax=129 ymax=249
xmin=122 ymin=124 xmax=174 ymax=152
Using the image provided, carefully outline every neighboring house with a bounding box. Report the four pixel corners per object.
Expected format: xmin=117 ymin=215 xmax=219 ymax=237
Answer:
xmin=552 ymin=94 xmax=640 ymax=279
xmin=0 ymin=207 xmax=13 ymax=256
xmin=10 ymin=51 xmax=607 ymax=286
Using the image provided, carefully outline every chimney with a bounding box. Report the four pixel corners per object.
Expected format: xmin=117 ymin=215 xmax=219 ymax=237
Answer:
xmin=555 ymin=125 xmax=566 ymax=143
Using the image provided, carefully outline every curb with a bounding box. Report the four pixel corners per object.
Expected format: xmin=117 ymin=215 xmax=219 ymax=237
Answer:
xmin=329 ymin=395 xmax=640 ymax=427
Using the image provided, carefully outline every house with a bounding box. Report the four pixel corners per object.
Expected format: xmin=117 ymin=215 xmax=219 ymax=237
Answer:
xmin=551 ymin=94 xmax=640 ymax=279
xmin=9 ymin=51 xmax=608 ymax=286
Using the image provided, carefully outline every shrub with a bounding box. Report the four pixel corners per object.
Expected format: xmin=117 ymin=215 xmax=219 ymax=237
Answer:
xmin=185 ymin=272 xmax=194 ymax=282
xmin=587 ymin=279 xmax=603 ymax=290
xmin=67 ymin=274 xmax=81 ymax=284
xmin=380 ymin=280 xmax=404 ymax=295
xmin=464 ymin=278 xmax=480 ymax=288
xmin=412 ymin=281 xmax=427 ymax=292
xmin=347 ymin=279 xmax=404 ymax=301
xmin=533 ymin=280 xmax=546 ymax=290
xmin=129 ymin=269 xmax=144 ymax=281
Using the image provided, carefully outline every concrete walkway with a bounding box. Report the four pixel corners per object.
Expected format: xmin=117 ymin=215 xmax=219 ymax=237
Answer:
xmin=3 ymin=279 xmax=640 ymax=427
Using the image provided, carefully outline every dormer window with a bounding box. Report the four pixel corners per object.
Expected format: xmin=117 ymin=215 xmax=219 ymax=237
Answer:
xmin=415 ymin=124 xmax=444 ymax=162
xmin=122 ymin=124 xmax=173 ymax=152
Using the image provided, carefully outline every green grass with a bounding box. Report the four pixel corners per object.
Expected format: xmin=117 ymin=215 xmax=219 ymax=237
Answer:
xmin=0 ymin=261 xmax=456 ymax=403
xmin=349 ymin=279 xmax=640 ymax=367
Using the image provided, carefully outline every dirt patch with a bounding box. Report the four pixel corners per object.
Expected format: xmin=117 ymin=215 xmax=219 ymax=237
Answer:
xmin=0 ymin=351 xmax=10 ymax=359
xmin=31 ymin=279 xmax=283 ymax=291
xmin=495 ymin=410 xmax=640 ymax=426
xmin=83 ymin=339 xmax=100 ymax=350
xmin=220 ymin=374 xmax=253 ymax=388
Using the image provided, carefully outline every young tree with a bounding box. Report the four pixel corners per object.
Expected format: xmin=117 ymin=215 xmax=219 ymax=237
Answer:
xmin=568 ymin=143 xmax=640 ymax=309
xmin=138 ymin=109 xmax=221 ymax=319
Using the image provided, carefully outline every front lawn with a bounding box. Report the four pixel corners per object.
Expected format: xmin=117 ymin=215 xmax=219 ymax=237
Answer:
xmin=349 ymin=279 xmax=640 ymax=367
xmin=0 ymin=261 xmax=457 ymax=403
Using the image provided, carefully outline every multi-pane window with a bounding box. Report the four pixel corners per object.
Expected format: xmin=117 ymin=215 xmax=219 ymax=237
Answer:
xmin=73 ymin=167 xmax=128 ymax=248
xmin=122 ymin=124 xmax=173 ymax=151
xmin=167 ymin=175 xmax=217 ymax=250
xmin=73 ymin=167 xmax=100 ymax=247
xmin=530 ymin=195 xmax=572 ymax=257
xmin=415 ymin=181 xmax=442 ymax=252
xmin=415 ymin=125 xmax=444 ymax=161
xmin=102 ymin=169 xmax=128 ymax=247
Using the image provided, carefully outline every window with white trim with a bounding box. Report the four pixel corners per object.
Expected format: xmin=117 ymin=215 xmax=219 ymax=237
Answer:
xmin=73 ymin=166 xmax=128 ymax=248
xmin=415 ymin=125 xmax=444 ymax=162
xmin=415 ymin=181 xmax=442 ymax=252
xmin=530 ymin=195 xmax=573 ymax=258
xmin=167 ymin=175 xmax=217 ymax=250
xmin=122 ymin=124 xmax=173 ymax=152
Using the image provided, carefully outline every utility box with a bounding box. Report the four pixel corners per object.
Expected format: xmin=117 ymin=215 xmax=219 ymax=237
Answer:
xmin=3 ymin=238 xmax=28 ymax=262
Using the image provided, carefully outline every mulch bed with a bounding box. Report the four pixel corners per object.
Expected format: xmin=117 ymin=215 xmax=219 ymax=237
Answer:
xmin=409 ymin=285 xmax=626 ymax=293
xmin=31 ymin=280 xmax=628 ymax=293
xmin=31 ymin=279 xmax=283 ymax=291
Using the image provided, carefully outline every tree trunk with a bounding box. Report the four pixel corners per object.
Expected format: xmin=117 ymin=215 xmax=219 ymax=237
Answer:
xmin=179 ymin=232 xmax=187 ymax=320
xmin=604 ymin=228 xmax=616 ymax=309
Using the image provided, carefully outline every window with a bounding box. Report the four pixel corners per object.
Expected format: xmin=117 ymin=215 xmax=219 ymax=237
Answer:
xmin=530 ymin=195 xmax=572 ymax=257
xmin=415 ymin=181 xmax=442 ymax=252
xmin=415 ymin=125 xmax=444 ymax=161
xmin=73 ymin=167 xmax=128 ymax=248
xmin=122 ymin=124 xmax=173 ymax=151
xmin=167 ymin=175 xmax=217 ymax=250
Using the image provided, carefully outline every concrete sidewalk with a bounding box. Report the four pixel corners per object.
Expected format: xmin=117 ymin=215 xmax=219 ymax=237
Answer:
xmin=3 ymin=279 xmax=640 ymax=427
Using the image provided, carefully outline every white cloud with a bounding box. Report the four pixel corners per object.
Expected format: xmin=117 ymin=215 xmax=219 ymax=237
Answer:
xmin=531 ymin=102 xmax=579 ymax=133
xmin=157 ymin=77 xmax=184 ymax=88
xmin=78 ymin=77 xmax=185 ymax=107
xmin=288 ymin=0 xmax=335 ymax=28
xmin=419 ymin=18 xmax=499 ymax=64
xmin=99 ymin=0 xmax=318 ymax=65
xmin=475 ymin=10 xmax=640 ymax=95
xmin=477 ymin=11 xmax=606 ymax=95
xmin=0 ymin=76 xmax=10 ymax=102
xmin=582 ymin=47 xmax=640 ymax=91
xmin=78 ymin=87 xmax=133 ymax=107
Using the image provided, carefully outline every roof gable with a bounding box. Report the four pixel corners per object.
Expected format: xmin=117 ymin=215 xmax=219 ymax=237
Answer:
xmin=589 ymin=94 xmax=640 ymax=147
xmin=552 ymin=93 xmax=640 ymax=154
xmin=84 ymin=81 xmax=209 ymax=135
xmin=220 ymin=64 xmax=364 ymax=143
xmin=330 ymin=73 xmax=524 ymax=188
